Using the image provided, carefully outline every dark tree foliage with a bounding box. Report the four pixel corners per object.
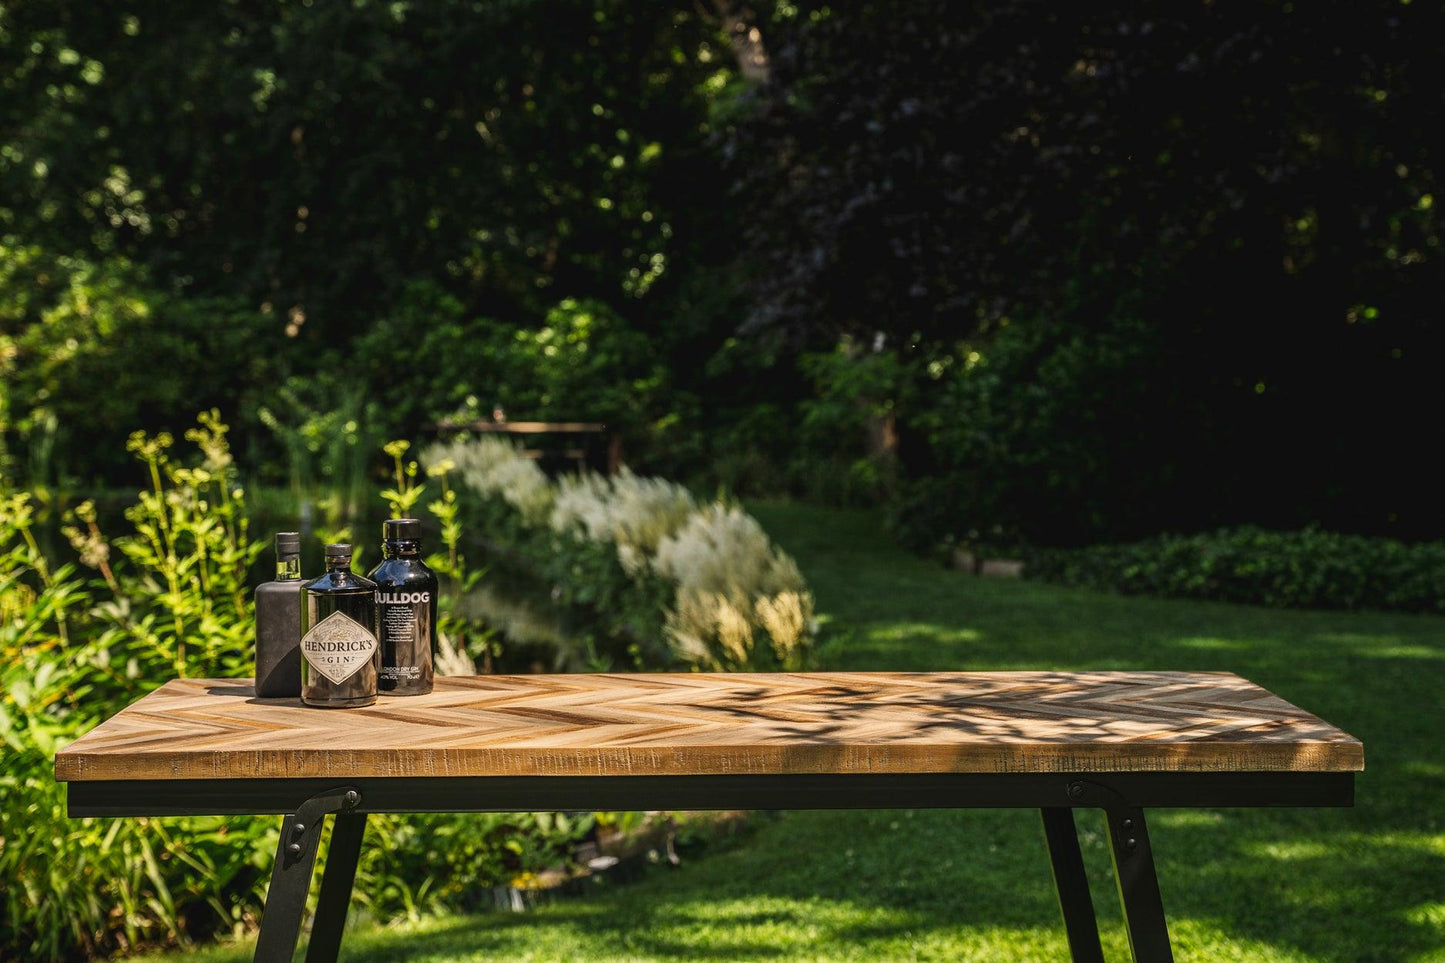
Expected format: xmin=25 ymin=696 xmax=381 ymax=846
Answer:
xmin=0 ymin=0 xmax=724 ymax=339
xmin=738 ymin=2 xmax=1445 ymax=541
xmin=0 ymin=0 xmax=757 ymax=483
xmin=5 ymin=1 xmax=1445 ymax=541
xmin=735 ymin=1 xmax=1444 ymax=341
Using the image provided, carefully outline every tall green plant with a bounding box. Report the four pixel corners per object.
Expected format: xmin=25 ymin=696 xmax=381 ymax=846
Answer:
xmin=380 ymin=439 xmax=427 ymax=516
xmin=115 ymin=411 xmax=261 ymax=679
xmin=422 ymin=456 xmax=493 ymax=671
xmin=1 ymin=418 xmax=273 ymax=959
xmin=258 ymin=378 xmax=379 ymax=533
xmin=1 ymin=418 xmax=614 ymax=962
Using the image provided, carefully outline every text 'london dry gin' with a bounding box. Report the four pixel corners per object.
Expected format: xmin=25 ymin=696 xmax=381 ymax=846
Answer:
xmin=368 ymin=518 xmax=437 ymax=696
xmin=300 ymin=543 xmax=380 ymax=708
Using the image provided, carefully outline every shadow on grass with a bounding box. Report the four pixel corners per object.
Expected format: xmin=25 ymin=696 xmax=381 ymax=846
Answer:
xmin=748 ymin=502 xmax=1445 ymax=962
xmin=310 ymin=806 xmax=1442 ymax=963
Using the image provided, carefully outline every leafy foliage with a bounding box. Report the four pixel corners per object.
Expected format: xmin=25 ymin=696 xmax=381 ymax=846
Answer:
xmin=0 ymin=1 xmax=726 ymax=336
xmin=0 ymin=245 xmax=282 ymax=485
xmin=734 ymin=1 xmax=1445 ymax=542
xmin=734 ymin=2 xmax=1445 ymax=342
xmin=0 ymin=1 xmax=751 ymax=487
xmin=361 ymin=289 xmax=673 ymax=445
xmin=0 ymin=420 xmax=617 ymax=962
xmin=887 ymin=291 xmax=1445 ymax=550
xmin=2 ymin=416 xmax=267 ymax=959
xmin=9 ymin=0 xmax=1445 ymax=547
xmin=1026 ymin=526 xmax=1445 ymax=613
xmin=888 ymin=311 xmax=1166 ymax=550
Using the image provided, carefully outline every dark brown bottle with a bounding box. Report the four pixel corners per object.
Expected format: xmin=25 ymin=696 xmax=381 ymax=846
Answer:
xmin=300 ymin=543 xmax=379 ymax=708
xmin=254 ymin=532 xmax=303 ymax=698
xmin=368 ymin=518 xmax=437 ymax=695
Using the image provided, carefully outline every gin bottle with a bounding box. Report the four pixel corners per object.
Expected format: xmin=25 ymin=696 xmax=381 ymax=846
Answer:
xmin=255 ymin=532 xmax=304 ymax=697
xmin=300 ymin=543 xmax=379 ymax=708
xmin=368 ymin=518 xmax=438 ymax=695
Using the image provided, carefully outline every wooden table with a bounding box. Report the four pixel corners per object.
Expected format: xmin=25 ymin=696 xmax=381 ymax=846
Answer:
xmin=56 ymin=671 xmax=1362 ymax=963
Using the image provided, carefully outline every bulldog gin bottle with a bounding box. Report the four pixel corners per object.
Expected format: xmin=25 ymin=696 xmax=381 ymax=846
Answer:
xmin=254 ymin=531 xmax=303 ymax=697
xmin=368 ymin=518 xmax=437 ymax=695
xmin=300 ymin=543 xmax=379 ymax=708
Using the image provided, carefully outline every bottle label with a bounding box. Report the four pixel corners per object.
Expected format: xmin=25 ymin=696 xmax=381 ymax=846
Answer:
xmin=376 ymin=590 xmax=431 ymax=606
xmin=375 ymin=589 xmax=433 ymax=683
xmin=300 ymin=611 xmax=378 ymax=684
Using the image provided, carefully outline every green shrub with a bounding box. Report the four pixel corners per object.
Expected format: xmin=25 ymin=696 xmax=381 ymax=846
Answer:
xmin=354 ymin=286 xmax=681 ymax=469
xmin=507 ymin=298 xmax=670 ymax=440
xmin=1026 ymin=526 xmax=1445 ymax=613
xmin=1 ymin=419 xmax=813 ymax=961
xmin=791 ymin=340 xmax=906 ymax=506
xmin=888 ymin=310 xmax=1166 ymax=552
xmin=696 ymin=341 xmax=905 ymax=508
xmin=884 ymin=475 xmax=972 ymax=560
xmin=0 ymin=244 xmax=284 ymax=487
xmin=2 ymin=415 xmax=270 ymax=959
xmin=0 ymin=420 xmax=615 ymax=962
xmin=358 ymin=288 xmax=670 ymax=438
xmin=256 ymin=375 xmax=382 ymax=523
xmin=351 ymin=281 xmax=499 ymax=436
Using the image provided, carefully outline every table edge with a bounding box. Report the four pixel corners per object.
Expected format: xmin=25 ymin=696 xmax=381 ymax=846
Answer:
xmin=54 ymin=737 xmax=1365 ymax=782
xmin=63 ymin=770 xmax=1358 ymax=818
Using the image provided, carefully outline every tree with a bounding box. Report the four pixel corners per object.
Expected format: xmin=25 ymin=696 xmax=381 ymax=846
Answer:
xmin=0 ymin=1 xmax=728 ymax=339
xmin=730 ymin=2 xmax=1445 ymax=346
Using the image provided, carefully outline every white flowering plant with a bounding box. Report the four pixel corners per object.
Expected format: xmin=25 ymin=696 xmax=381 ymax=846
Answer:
xmin=424 ymin=437 xmax=815 ymax=670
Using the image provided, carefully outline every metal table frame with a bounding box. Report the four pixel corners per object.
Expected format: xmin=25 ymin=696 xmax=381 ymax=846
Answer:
xmin=68 ymin=770 xmax=1353 ymax=963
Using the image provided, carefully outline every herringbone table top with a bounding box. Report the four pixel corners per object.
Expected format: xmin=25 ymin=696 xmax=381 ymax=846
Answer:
xmin=53 ymin=671 xmax=1362 ymax=781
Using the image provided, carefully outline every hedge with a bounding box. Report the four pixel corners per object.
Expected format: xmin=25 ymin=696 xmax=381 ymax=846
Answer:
xmin=1026 ymin=527 xmax=1445 ymax=613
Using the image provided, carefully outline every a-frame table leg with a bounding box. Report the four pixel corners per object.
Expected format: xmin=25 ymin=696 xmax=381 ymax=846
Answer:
xmin=1105 ymin=807 xmax=1174 ymax=963
xmin=1040 ymin=808 xmax=1105 ymax=963
xmin=305 ymin=812 xmax=368 ymax=963
xmin=252 ymin=787 xmax=363 ymax=963
xmin=253 ymin=812 xmax=325 ymax=963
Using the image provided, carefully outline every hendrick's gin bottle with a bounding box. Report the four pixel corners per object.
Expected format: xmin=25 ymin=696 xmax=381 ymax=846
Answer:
xmin=300 ymin=543 xmax=379 ymax=708
xmin=254 ymin=531 xmax=303 ymax=697
xmin=368 ymin=518 xmax=437 ymax=695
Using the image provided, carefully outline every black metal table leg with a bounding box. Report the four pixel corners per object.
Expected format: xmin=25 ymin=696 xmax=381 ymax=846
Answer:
xmin=1041 ymin=808 xmax=1105 ymax=963
xmin=252 ymin=787 xmax=363 ymax=963
xmin=1105 ymin=807 xmax=1173 ymax=963
xmin=305 ymin=813 xmax=368 ymax=963
xmin=253 ymin=812 xmax=325 ymax=963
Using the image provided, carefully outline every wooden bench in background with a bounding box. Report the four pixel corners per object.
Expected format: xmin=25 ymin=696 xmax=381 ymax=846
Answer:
xmin=430 ymin=419 xmax=621 ymax=475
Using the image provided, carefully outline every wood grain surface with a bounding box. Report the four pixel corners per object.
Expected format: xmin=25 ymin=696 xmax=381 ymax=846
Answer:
xmin=53 ymin=671 xmax=1363 ymax=781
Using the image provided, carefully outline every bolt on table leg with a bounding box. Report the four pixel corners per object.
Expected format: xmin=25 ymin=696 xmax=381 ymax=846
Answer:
xmin=1105 ymin=807 xmax=1174 ymax=963
xmin=1041 ymin=808 xmax=1105 ymax=963
xmin=305 ymin=812 xmax=367 ymax=963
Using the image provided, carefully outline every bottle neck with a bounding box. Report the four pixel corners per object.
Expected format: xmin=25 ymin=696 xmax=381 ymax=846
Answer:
xmin=275 ymin=555 xmax=301 ymax=581
xmin=383 ymin=540 xmax=421 ymax=558
xmin=327 ymin=559 xmax=353 ymax=574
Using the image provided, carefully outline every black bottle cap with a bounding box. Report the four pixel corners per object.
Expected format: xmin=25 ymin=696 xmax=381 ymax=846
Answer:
xmin=383 ymin=518 xmax=421 ymax=542
xmin=325 ymin=543 xmax=352 ymax=560
xmin=275 ymin=531 xmax=301 ymax=556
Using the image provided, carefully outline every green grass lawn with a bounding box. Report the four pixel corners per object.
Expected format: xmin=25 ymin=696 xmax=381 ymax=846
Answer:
xmin=135 ymin=504 xmax=1444 ymax=962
